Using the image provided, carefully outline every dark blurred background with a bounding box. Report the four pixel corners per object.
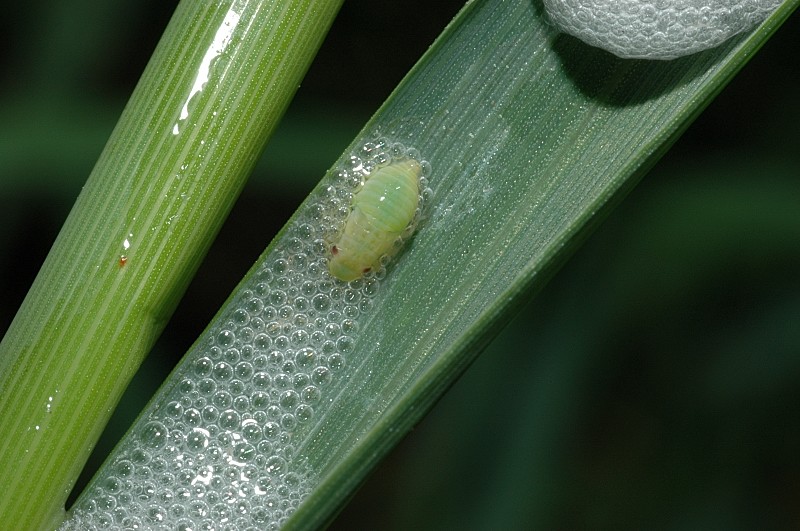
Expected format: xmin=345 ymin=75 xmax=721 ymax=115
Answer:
xmin=1 ymin=1 xmax=798 ymax=529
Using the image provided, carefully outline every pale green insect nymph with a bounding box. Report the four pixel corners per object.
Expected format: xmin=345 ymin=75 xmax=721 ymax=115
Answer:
xmin=329 ymin=158 xmax=422 ymax=282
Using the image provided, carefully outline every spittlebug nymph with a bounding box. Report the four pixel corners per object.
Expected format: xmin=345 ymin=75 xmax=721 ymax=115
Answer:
xmin=329 ymin=158 xmax=422 ymax=282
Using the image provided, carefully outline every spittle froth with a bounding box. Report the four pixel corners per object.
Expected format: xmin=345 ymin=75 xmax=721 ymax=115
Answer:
xmin=60 ymin=136 xmax=431 ymax=530
xmin=544 ymin=0 xmax=782 ymax=60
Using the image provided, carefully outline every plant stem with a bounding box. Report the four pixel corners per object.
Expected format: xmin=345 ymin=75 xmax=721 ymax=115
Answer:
xmin=0 ymin=0 xmax=341 ymax=527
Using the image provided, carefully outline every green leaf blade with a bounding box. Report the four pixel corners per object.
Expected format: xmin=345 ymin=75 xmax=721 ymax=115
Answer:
xmin=0 ymin=0 xmax=342 ymax=527
xmin=286 ymin=0 xmax=798 ymax=527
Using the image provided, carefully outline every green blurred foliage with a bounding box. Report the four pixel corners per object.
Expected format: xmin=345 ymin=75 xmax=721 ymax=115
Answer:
xmin=1 ymin=0 xmax=798 ymax=528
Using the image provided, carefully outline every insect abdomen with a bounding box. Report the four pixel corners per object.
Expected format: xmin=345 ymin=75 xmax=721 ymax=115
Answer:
xmin=329 ymin=159 xmax=421 ymax=282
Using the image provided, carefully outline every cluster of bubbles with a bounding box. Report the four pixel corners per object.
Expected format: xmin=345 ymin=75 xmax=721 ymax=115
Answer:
xmin=61 ymin=136 xmax=431 ymax=530
xmin=543 ymin=0 xmax=781 ymax=59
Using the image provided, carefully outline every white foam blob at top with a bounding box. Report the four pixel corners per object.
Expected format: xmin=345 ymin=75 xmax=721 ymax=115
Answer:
xmin=543 ymin=0 xmax=782 ymax=59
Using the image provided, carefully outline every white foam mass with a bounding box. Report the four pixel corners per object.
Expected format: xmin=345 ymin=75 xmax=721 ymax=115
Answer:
xmin=543 ymin=0 xmax=782 ymax=59
xmin=59 ymin=136 xmax=431 ymax=531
